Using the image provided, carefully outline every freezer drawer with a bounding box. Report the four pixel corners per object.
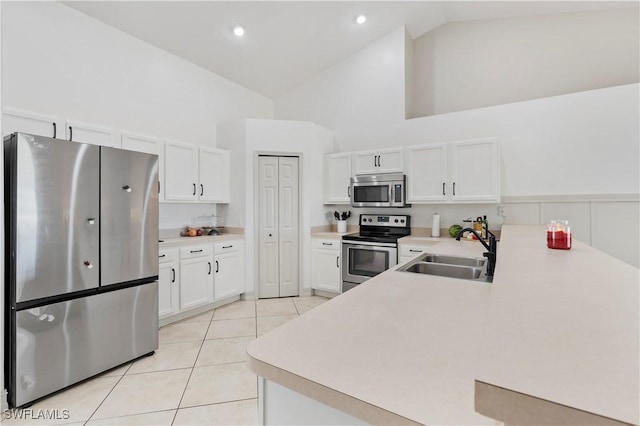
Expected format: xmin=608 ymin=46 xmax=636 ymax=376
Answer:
xmin=100 ymin=147 xmax=159 ymax=286
xmin=9 ymin=282 xmax=159 ymax=407
xmin=6 ymin=133 xmax=100 ymax=304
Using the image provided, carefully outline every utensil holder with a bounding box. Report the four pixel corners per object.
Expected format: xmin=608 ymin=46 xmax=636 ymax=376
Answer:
xmin=337 ymin=220 xmax=347 ymax=233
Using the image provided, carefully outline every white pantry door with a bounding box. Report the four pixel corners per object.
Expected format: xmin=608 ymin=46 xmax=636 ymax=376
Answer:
xmin=258 ymin=156 xmax=299 ymax=298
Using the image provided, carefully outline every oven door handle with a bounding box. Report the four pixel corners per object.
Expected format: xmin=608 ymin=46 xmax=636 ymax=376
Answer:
xmin=342 ymin=241 xmax=397 ymax=248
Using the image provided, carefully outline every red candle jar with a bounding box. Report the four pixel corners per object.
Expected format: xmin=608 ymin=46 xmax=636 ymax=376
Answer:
xmin=547 ymin=220 xmax=572 ymax=250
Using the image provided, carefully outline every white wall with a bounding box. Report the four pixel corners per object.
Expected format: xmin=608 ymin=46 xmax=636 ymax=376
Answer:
xmin=275 ymin=27 xmax=407 ymax=149
xmin=217 ymin=119 xmax=334 ymax=298
xmin=1 ymin=1 xmax=275 ymax=230
xmin=275 ymin=24 xmax=639 ymax=267
xmin=412 ymin=7 xmax=640 ymax=117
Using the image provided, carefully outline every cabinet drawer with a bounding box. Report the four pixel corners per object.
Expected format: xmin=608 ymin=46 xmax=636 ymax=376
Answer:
xmin=214 ymin=240 xmax=242 ymax=254
xmin=399 ymin=245 xmax=430 ymax=258
xmin=159 ymin=248 xmax=178 ymax=264
xmin=313 ymin=239 xmax=340 ymax=250
xmin=180 ymin=245 xmax=213 ymax=260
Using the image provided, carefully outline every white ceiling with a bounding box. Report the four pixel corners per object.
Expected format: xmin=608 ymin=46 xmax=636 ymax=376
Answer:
xmin=63 ymin=1 xmax=637 ymax=99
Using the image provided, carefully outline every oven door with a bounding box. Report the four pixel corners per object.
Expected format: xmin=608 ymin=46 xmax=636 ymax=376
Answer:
xmin=342 ymin=241 xmax=397 ymax=285
xmin=350 ymin=182 xmax=392 ymax=208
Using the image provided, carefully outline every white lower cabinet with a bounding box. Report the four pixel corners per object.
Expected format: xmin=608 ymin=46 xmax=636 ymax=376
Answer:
xmin=179 ymin=244 xmax=214 ymax=311
xmin=214 ymin=241 xmax=245 ymax=300
xmin=160 ymin=238 xmax=245 ymax=323
xmin=158 ymin=249 xmax=179 ymax=319
xmin=311 ymin=239 xmax=341 ymax=294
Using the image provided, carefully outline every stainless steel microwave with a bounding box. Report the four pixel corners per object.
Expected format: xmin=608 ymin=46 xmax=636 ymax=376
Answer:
xmin=350 ymin=173 xmax=407 ymax=208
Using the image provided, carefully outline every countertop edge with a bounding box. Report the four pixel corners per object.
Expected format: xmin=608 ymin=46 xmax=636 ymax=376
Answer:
xmin=159 ymin=234 xmax=243 ymax=248
xmin=246 ymin=351 xmax=421 ymax=426
xmin=475 ymin=381 xmax=634 ymax=426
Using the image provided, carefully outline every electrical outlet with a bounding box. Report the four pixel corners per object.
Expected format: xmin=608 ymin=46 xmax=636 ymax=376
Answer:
xmin=497 ymin=205 xmax=506 ymax=217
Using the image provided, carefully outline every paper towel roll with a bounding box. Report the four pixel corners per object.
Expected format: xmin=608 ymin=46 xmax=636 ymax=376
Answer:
xmin=432 ymin=213 xmax=441 ymax=237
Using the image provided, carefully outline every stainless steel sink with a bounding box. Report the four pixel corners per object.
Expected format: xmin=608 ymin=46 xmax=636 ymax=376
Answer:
xmin=421 ymin=254 xmax=486 ymax=268
xmin=398 ymin=253 xmax=492 ymax=283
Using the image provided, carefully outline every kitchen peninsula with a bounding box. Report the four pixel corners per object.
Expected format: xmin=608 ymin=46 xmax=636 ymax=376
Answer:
xmin=247 ymin=225 xmax=639 ymax=425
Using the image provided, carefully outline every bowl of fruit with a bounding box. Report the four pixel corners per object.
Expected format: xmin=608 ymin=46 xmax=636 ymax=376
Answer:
xmin=180 ymin=226 xmax=203 ymax=237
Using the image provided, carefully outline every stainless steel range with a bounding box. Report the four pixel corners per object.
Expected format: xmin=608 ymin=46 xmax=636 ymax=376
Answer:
xmin=342 ymin=214 xmax=411 ymax=292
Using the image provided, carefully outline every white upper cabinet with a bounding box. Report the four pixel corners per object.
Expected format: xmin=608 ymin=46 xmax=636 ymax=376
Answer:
xmin=199 ymin=147 xmax=230 ymax=203
xmin=405 ymin=143 xmax=448 ymax=202
xmin=65 ymin=120 xmax=118 ymax=147
xmin=165 ymin=140 xmax=199 ymax=201
xmin=352 ymin=148 xmax=403 ymax=175
xmin=324 ymin=153 xmax=352 ymax=204
xmin=164 ymin=140 xmax=231 ymax=203
xmin=405 ymin=138 xmax=500 ymax=203
xmin=450 ymin=139 xmax=500 ymax=202
xmin=3 ymin=108 xmax=60 ymax=138
xmin=121 ymin=132 xmax=164 ymax=201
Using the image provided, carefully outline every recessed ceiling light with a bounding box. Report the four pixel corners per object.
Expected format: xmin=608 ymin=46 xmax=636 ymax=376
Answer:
xmin=233 ymin=26 xmax=245 ymax=37
xmin=355 ymin=14 xmax=366 ymax=24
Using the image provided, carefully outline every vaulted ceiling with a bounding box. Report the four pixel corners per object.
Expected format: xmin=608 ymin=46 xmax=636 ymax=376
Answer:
xmin=63 ymin=1 xmax=636 ymax=99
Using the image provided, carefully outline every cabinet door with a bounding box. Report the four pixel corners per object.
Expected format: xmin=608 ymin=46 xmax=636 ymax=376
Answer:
xmin=311 ymin=247 xmax=341 ymax=293
xmin=324 ymin=153 xmax=352 ymax=204
xmin=352 ymin=151 xmax=379 ymax=175
xmin=3 ymin=108 xmax=60 ymax=138
xmin=165 ymin=140 xmax=198 ymax=201
xmin=376 ymin=148 xmax=403 ymax=173
xmin=159 ymin=261 xmax=179 ymax=319
xmin=65 ymin=120 xmax=118 ymax=147
xmin=405 ymin=143 xmax=448 ymax=202
xmin=121 ymin=132 xmax=164 ymax=201
xmin=180 ymin=257 xmax=214 ymax=310
xmin=199 ymin=147 xmax=230 ymax=203
xmin=215 ymin=250 xmax=244 ymax=300
xmin=450 ymin=139 xmax=500 ymax=202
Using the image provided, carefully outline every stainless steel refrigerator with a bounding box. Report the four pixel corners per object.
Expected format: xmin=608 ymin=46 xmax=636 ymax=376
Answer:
xmin=4 ymin=132 xmax=159 ymax=407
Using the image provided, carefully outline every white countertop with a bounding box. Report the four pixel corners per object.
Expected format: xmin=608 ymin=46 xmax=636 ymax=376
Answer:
xmin=247 ymin=237 xmax=494 ymax=425
xmin=247 ymin=225 xmax=639 ymax=425
xmin=159 ymin=233 xmax=243 ymax=248
xmin=475 ymin=225 xmax=639 ymax=425
xmin=310 ymin=231 xmax=353 ymax=240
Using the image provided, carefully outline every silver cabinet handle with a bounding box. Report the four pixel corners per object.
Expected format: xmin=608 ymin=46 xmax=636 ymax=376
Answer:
xmin=84 ymin=261 xmax=94 ymax=269
xmin=87 ymin=218 xmax=96 ymax=225
xmin=122 ymin=185 xmax=132 ymax=193
xmin=336 ymin=256 xmax=340 ymax=268
xmin=322 ymin=242 xmax=333 ymax=246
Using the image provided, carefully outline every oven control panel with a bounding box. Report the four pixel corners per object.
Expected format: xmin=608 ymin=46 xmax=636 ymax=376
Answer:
xmin=360 ymin=214 xmax=410 ymax=227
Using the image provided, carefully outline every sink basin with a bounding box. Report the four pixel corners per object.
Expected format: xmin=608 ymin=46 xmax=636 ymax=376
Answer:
xmin=398 ymin=252 xmax=491 ymax=283
xmin=421 ymin=254 xmax=485 ymax=268
xmin=404 ymin=262 xmax=483 ymax=280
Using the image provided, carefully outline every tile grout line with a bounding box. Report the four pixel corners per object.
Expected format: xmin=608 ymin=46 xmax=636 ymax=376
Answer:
xmin=170 ymin=308 xmax=216 ymax=426
xmin=83 ymin=363 xmax=132 ymax=424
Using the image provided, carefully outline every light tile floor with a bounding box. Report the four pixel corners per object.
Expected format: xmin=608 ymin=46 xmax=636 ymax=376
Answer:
xmin=2 ymin=296 xmax=329 ymax=426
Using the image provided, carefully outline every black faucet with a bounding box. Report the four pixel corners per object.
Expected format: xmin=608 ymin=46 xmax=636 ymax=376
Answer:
xmin=455 ymin=227 xmax=498 ymax=278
